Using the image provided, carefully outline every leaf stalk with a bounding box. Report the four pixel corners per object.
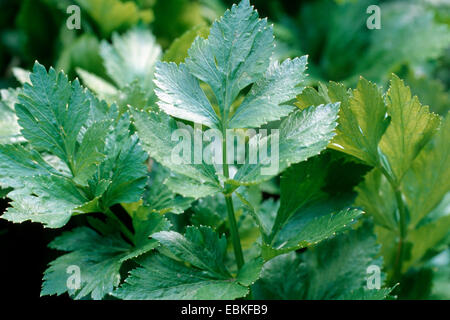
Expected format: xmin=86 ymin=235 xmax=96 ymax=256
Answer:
xmin=222 ymin=135 xmax=245 ymax=270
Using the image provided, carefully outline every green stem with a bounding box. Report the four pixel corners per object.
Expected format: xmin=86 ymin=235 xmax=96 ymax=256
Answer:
xmin=222 ymin=136 xmax=245 ymax=270
xmin=379 ymin=167 xmax=407 ymax=283
xmin=392 ymin=187 xmax=407 ymax=282
xmin=105 ymin=208 xmax=134 ymax=243
xmin=225 ymin=195 xmax=245 ymax=270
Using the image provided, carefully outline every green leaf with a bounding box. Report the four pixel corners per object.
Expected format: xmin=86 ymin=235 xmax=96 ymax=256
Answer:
xmin=152 ymin=226 xmax=230 ymax=278
xmin=355 ymin=168 xmax=398 ymax=231
xmin=0 ymin=88 xmax=23 ymax=144
xmin=231 ymin=103 xmax=339 ymax=185
xmin=405 ymin=215 xmax=450 ymax=272
xmin=76 ymin=0 xmax=153 ymax=37
xmin=154 ymin=0 xmax=308 ymax=130
xmin=164 ymin=173 xmax=222 ymax=199
xmin=185 ymin=0 xmax=273 ymax=121
xmin=190 ymin=194 xmax=228 ymax=228
xmin=163 ymin=24 xmax=210 ymax=64
xmin=16 ymin=62 xmax=109 ymax=186
xmin=3 ymin=175 xmax=89 ymax=228
xmin=113 ymin=254 xmax=248 ymax=300
xmin=0 ymin=144 xmax=56 ymax=188
xmin=297 ymin=79 xmax=389 ymax=167
xmin=263 ymin=208 xmax=362 ymax=260
xmin=87 ymin=113 xmax=148 ymax=209
xmin=273 ymin=156 xmax=329 ymax=239
xmin=254 ymin=224 xmax=391 ymax=299
xmin=379 ymin=74 xmax=440 ymax=183
xmin=131 ymin=108 xmax=221 ymax=198
xmin=100 ymin=27 xmax=161 ymax=91
xmin=236 ymin=257 xmax=264 ymax=286
xmin=154 ymin=62 xmax=220 ymax=128
xmin=228 ymin=57 xmax=308 ymax=128
xmin=1 ymin=63 xmax=148 ymax=227
xmin=143 ymin=162 xmax=194 ymax=214
xmin=401 ymin=113 xmax=450 ymax=227
xmin=237 ymin=154 xmax=362 ymax=260
xmin=41 ymin=211 xmax=170 ymax=299
xmin=114 ymin=226 xmax=252 ymax=300
xmin=72 ymin=120 xmax=111 ymax=185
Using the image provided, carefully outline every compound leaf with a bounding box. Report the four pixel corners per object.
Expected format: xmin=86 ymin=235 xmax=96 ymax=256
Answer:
xmin=185 ymin=0 xmax=273 ymax=120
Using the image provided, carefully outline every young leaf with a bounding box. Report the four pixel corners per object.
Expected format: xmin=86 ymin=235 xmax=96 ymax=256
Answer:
xmin=355 ymin=115 xmax=449 ymax=276
xmin=379 ymin=75 xmax=440 ymax=182
xmin=100 ymin=28 xmax=161 ymax=91
xmin=184 ymin=0 xmax=274 ymax=123
xmin=163 ymin=25 xmax=210 ymax=64
xmin=401 ymin=113 xmax=450 ymax=227
xmin=78 ymin=28 xmax=162 ymax=112
xmin=296 ymin=78 xmax=390 ymax=167
xmin=154 ymin=0 xmax=307 ymax=129
xmin=76 ymin=0 xmax=153 ymax=37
